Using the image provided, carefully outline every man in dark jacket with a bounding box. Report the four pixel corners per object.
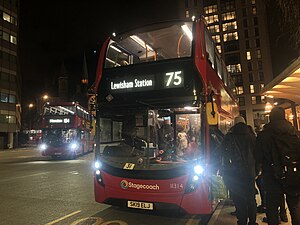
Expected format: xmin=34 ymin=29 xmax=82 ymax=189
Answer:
xmin=221 ymin=116 xmax=257 ymax=225
xmin=255 ymin=106 xmax=300 ymax=225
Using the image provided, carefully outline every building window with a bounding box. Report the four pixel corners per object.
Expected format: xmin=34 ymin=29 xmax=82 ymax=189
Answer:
xmin=225 ymin=53 xmax=241 ymax=65
xmin=223 ymin=32 xmax=238 ymax=42
xmin=251 ymin=0 xmax=256 ymax=4
xmin=258 ymin=61 xmax=263 ymax=70
xmin=250 ymin=84 xmax=255 ymax=93
xmin=3 ymin=12 xmax=10 ymax=22
xmin=243 ymin=19 xmax=248 ymax=27
xmin=249 ymin=73 xmax=254 ymax=82
xmin=2 ymin=31 xmax=9 ymax=41
xmin=0 ymin=93 xmax=8 ymax=102
xmin=251 ymin=96 xmax=256 ymax=104
xmin=205 ymin=14 xmax=219 ymax=24
xmin=257 ymin=49 xmax=262 ymax=58
xmin=259 ymin=71 xmax=264 ymax=81
xmin=238 ymin=97 xmax=245 ymax=106
xmin=2 ymin=12 xmax=17 ymax=25
xmin=224 ymin=40 xmax=239 ymax=52
xmin=216 ymin=45 xmax=222 ymax=53
xmin=222 ymin=21 xmax=237 ymax=32
xmin=242 ymin=8 xmax=247 ymax=17
xmin=248 ymin=62 xmax=252 ymax=71
xmin=255 ymin=28 xmax=259 ymax=36
xmin=246 ymin=40 xmax=250 ymax=49
xmin=253 ymin=17 xmax=258 ymax=25
xmin=252 ymin=6 xmax=257 ymax=15
xmin=194 ymin=0 xmax=197 ymax=6
xmin=237 ymin=86 xmax=244 ymax=95
xmin=185 ymin=10 xmax=189 ymax=18
xmin=212 ymin=35 xmax=221 ymax=43
xmin=208 ymin=24 xmax=220 ymax=33
xmin=220 ymin=1 xmax=235 ymax=11
xmin=245 ymin=30 xmax=249 ymax=38
xmin=260 ymin=83 xmax=265 ymax=90
xmin=261 ymin=95 xmax=266 ymax=103
xmin=256 ymin=39 xmax=260 ymax=47
xmin=221 ymin=11 xmax=236 ymax=21
xmin=233 ymin=74 xmax=243 ymax=85
xmin=227 ymin=64 xmax=242 ymax=73
xmin=185 ymin=0 xmax=189 ymax=8
xmin=0 ymin=72 xmax=9 ymax=81
xmin=9 ymin=94 xmax=16 ymax=103
xmin=247 ymin=51 xmax=251 ymax=60
xmin=204 ymin=4 xmax=218 ymax=14
xmin=10 ymin=35 xmax=17 ymax=44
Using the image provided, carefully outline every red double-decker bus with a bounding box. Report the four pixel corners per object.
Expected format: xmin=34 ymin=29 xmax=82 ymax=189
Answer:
xmin=93 ymin=19 xmax=239 ymax=215
xmin=39 ymin=102 xmax=95 ymax=159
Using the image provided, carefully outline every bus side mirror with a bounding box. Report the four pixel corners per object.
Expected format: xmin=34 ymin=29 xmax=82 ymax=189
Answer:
xmin=206 ymin=102 xmax=219 ymax=125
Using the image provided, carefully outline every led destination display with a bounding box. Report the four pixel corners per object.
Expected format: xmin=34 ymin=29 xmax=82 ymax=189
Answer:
xmin=109 ymin=70 xmax=184 ymax=93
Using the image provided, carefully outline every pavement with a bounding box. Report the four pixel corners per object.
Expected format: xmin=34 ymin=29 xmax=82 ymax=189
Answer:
xmin=209 ymin=198 xmax=292 ymax=225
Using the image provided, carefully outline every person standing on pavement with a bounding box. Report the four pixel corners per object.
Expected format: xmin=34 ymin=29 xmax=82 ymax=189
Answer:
xmin=255 ymin=106 xmax=300 ymax=225
xmin=220 ymin=116 xmax=258 ymax=225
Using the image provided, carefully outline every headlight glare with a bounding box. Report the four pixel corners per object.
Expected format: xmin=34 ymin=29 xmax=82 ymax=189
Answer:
xmin=70 ymin=143 xmax=78 ymax=149
xmin=194 ymin=165 xmax=204 ymax=175
xmin=193 ymin=175 xmax=199 ymax=181
xmin=39 ymin=143 xmax=47 ymax=151
xmin=94 ymin=161 xmax=101 ymax=169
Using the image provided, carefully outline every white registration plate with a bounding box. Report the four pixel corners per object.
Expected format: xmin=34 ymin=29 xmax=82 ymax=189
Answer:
xmin=127 ymin=200 xmax=153 ymax=210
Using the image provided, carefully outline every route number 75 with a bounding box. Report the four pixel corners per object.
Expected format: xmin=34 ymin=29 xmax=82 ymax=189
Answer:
xmin=165 ymin=71 xmax=183 ymax=87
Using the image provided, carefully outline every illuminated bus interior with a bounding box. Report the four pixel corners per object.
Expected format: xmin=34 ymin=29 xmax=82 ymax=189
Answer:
xmin=105 ymin=21 xmax=193 ymax=68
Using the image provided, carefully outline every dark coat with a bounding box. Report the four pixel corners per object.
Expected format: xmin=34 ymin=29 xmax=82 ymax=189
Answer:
xmin=254 ymin=119 xmax=299 ymax=194
xmin=221 ymin=122 xmax=256 ymax=179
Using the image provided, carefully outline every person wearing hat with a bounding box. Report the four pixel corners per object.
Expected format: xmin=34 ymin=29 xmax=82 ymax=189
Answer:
xmin=255 ymin=107 xmax=300 ymax=225
xmin=220 ymin=115 xmax=257 ymax=225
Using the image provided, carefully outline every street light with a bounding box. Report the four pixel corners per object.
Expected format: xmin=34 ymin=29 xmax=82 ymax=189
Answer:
xmin=29 ymin=103 xmax=34 ymax=108
xmin=42 ymin=95 xmax=48 ymax=100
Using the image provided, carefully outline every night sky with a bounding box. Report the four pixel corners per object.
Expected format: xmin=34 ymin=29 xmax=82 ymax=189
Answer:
xmin=19 ymin=0 xmax=179 ymax=104
xmin=19 ymin=1 xmax=298 ymax=105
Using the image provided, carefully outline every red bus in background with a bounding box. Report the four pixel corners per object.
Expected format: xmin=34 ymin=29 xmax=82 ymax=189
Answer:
xmin=39 ymin=102 xmax=95 ymax=159
xmin=93 ymin=18 xmax=239 ymax=215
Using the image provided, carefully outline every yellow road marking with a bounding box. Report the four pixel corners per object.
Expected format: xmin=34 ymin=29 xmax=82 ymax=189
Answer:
xmin=45 ymin=210 xmax=81 ymax=225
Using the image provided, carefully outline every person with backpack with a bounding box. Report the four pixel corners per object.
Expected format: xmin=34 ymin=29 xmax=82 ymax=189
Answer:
xmin=255 ymin=106 xmax=300 ymax=225
xmin=220 ymin=116 xmax=258 ymax=225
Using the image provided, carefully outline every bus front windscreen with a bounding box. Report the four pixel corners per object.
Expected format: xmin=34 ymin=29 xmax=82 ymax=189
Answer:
xmin=42 ymin=129 xmax=77 ymax=146
xmin=99 ymin=108 xmax=203 ymax=169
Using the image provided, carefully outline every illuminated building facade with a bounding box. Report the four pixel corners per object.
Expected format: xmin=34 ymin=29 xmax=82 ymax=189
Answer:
xmin=179 ymin=0 xmax=273 ymax=131
xmin=0 ymin=0 xmax=20 ymax=149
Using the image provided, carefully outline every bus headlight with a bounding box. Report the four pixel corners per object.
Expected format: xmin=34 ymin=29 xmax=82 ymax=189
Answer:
xmin=94 ymin=161 xmax=104 ymax=186
xmin=194 ymin=165 xmax=204 ymax=175
xmin=70 ymin=143 xmax=78 ymax=150
xmin=39 ymin=143 xmax=47 ymax=151
xmin=185 ymin=164 xmax=205 ymax=193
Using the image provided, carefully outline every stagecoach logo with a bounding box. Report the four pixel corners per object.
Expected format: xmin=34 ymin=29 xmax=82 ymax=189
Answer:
xmin=120 ymin=180 xmax=129 ymax=189
xmin=120 ymin=179 xmax=160 ymax=191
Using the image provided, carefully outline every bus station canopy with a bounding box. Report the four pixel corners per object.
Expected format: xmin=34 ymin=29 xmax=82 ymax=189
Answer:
xmin=261 ymin=56 xmax=300 ymax=104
